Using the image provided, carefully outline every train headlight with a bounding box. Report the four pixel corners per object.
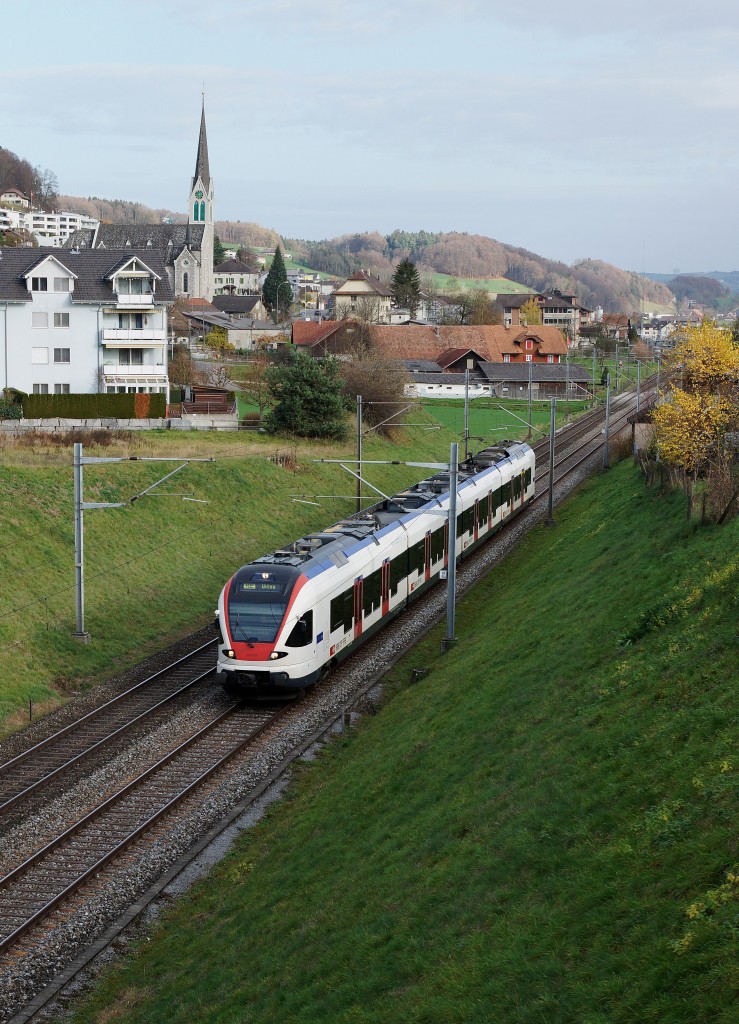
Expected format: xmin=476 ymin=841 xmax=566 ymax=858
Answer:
xmin=226 ymin=649 xmax=236 ymax=659
xmin=270 ymin=651 xmax=280 ymax=660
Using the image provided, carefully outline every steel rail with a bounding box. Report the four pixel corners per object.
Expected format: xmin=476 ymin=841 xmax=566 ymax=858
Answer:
xmin=0 ymin=701 xmax=282 ymax=954
xmin=0 ymin=639 xmax=218 ymax=811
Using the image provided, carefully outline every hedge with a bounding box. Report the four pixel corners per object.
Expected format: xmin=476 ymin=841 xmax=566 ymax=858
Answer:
xmin=22 ymin=393 xmax=167 ymax=419
xmin=0 ymin=402 xmax=22 ymax=420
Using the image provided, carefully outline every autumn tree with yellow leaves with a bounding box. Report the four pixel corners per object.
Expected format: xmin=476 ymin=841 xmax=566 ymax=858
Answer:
xmin=652 ymin=322 xmax=739 ymax=520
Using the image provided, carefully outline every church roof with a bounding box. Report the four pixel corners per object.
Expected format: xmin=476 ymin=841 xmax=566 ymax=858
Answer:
xmin=64 ymin=223 xmax=205 ymax=265
xmin=193 ymin=101 xmax=210 ymax=190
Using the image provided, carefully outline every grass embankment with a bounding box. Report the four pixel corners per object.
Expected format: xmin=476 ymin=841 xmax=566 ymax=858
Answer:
xmin=73 ymin=462 xmax=738 ymax=1023
xmin=421 ymin=397 xmax=589 ymax=440
xmin=0 ymin=419 xmax=456 ymax=735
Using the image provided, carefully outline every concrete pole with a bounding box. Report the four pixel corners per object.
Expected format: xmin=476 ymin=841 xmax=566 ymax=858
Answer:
xmin=356 ymin=394 xmax=362 ymax=514
xmin=603 ymin=373 xmax=612 ymax=471
xmin=636 ymin=359 xmax=641 ymax=413
xmin=73 ymin=442 xmax=90 ymax=642
xmin=527 ymin=358 xmax=533 ymax=439
xmin=464 ymin=369 xmax=470 ymax=460
xmin=442 ymin=442 xmax=458 ymax=651
xmin=565 ymin=351 xmax=570 ymax=420
xmin=546 ymin=397 xmax=556 ymax=526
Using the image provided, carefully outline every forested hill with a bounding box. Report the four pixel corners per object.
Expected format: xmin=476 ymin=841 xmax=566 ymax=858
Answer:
xmin=57 ymin=192 xmax=671 ymax=312
xmin=285 ymin=230 xmax=675 ymax=313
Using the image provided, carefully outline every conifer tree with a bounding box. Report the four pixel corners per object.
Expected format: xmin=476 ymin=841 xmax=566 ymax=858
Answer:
xmin=391 ymin=258 xmax=421 ymax=317
xmin=262 ymin=246 xmax=291 ymax=320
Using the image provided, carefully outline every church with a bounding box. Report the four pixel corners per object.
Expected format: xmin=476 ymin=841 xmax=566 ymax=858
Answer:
xmin=65 ymin=103 xmax=215 ymax=301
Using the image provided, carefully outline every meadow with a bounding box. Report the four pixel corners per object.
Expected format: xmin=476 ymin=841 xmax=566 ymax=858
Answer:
xmin=72 ymin=461 xmax=738 ymax=1024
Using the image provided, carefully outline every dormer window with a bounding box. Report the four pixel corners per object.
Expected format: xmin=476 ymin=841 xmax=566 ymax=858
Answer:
xmin=117 ymin=277 xmax=151 ymax=295
xmin=32 ymin=277 xmax=47 ymax=291
xmin=54 ymin=278 xmax=70 ymax=292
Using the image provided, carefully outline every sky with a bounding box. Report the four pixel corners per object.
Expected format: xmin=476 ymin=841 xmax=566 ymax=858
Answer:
xmin=2 ymin=0 xmax=737 ymax=273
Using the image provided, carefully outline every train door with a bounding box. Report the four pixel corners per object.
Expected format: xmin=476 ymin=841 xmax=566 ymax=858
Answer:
xmin=381 ymin=559 xmax=390 ymax=616
xmin=508 ymin=477 xmax=514 ymax=516
xmin=488 ymin=489 xmax=493 ymax=529
xmin=424 ymin=531 xmax=431 ymax=582
xmin=353 ymin=578 xmax=364 ymax=639
xmin=520 ymin=471 xmax=526 ymax=507
xmin=474 ymin=498 xmax=480 ymax=542
xmin=443 ymin=520 xmax=449 ymax=568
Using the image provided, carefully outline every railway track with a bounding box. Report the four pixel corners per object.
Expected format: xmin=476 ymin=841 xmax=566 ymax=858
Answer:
xmin=0 ymin=701 xmax=283 ymax=956
xmin=0 ymin=639 xmax=218 ymax=814
xmin=0 ymin=375 xmax=663 ymax=1019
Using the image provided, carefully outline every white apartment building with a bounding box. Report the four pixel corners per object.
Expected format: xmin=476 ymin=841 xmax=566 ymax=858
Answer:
xmin=0 ymin=203 xmax=99 ymax=246
xmin=0 ymin=248 xmax=172 ymax=397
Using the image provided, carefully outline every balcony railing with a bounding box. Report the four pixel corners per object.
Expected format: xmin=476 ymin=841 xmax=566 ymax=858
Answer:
xmin=101 ymin=329 xmax=165 ymax=342
xmin=102 ymin=363 xmax=167 ymax=377
xmin=116 ymin=293 xmax=154 ymax=306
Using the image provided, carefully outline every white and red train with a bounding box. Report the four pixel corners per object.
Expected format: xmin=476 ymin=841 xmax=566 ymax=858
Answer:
xmin=216 ymin=441 xmax=535 ymax=695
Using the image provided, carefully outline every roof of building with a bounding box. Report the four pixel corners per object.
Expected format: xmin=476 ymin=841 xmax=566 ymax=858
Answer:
xmin=64 ymin=222 xmax=206 ymax=261
xmin=193 ymin=101 xmax=211 ymax=190
xmin=401 ymin=358 xmax=446 ymax=373
xmin=292 ymin=320 xmax=344 ymax=346
xmin=365 ymin=324 xmax=568 ymax=362
xmin=408 ymin=372 xmax=487 ymax=385
xmin=478 ymin=362 xmax=591 ymax=383
xmin=0 ymin=246 xmax=174 ymax=303
xmin=334 ymin=270 xmax=393 ymax=297
xmin=214 ymin=258 xmax=256 ymax=274
xmin=211 ymin=294 xmax=262 ymax=314
xmin=436 ymin=347 xmax=487 ymax=368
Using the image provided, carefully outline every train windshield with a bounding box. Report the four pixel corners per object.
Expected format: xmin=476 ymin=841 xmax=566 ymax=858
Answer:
xmin=227 ymin=565 xmax=299 ymax=645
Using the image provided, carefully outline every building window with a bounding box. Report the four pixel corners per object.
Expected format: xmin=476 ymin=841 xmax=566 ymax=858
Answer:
xmin=183 ymin=272 xmax=189 ymax=293
xmin=526 ymin=340 xmax=533 ymax=350
xmin=54 ymin=312 xmax=70 ymax=328
xmin=118 ymin=313 xmax=143 ymax=329
xmin=525 ymin=354 xmax=532 ymax=362
xmin=199 ymin=201 xmax=205 ymax=221
xmin=32 ymin=383 xmax=49 ymax=394
xmin=32 ymin=312 xmax=48 ymax=329
xmin=54 ymin=277 xmax=70 ymax=292
xmin=548 ymin=355 xmax=554 ymax=363
xmin=193 ymin=201 xmax=199 ymax=221
xmin=503 ymin=354 xmax=510 ymax=363
xmin=54 ymin=348 xmax=70 ymax=363
xmin=54 ymin=383 xmax=70 ymax=394
xmin=31 ymin=277 xmax=47 ymax=291
xmin=31 ymin=347 xmax=49 ymax=364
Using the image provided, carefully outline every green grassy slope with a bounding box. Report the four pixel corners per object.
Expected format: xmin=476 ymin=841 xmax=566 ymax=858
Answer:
xmin=0 ymin=421 xmax=457 ymax=735
xmin=73 ymin=463 xmax=738 ymax=1024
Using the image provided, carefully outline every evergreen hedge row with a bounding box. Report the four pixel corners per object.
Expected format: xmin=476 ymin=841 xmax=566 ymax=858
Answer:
xmin=22 ymin=393 xmax=167 ymax=419
xmin=0 ymin=402 xmax=22 ymax=420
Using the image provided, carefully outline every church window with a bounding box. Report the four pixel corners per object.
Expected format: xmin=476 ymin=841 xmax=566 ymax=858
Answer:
xmin=199 ymin=201 xmax=205 ymax=221
xmin=193 ymin=201 xmax=199 ymax=221
xmin=183 ymin=272 xmax=189 ymax=293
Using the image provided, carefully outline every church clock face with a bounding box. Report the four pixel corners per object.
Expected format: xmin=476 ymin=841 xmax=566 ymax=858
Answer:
xmin=195 ymin=190 xmax=203 ymax=199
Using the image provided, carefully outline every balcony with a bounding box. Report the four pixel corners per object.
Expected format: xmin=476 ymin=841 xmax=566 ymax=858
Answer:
xmin=102 ymin=363 xmax=167 ymax=377
xmin=116 ymin=293 xmax=154 ymax=306
xmin=101 ymin=329 xmax=165 ymax=344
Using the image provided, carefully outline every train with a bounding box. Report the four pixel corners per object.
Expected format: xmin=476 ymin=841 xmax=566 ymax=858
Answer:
xmin=215 ymin=441 xmax=535 ymax=695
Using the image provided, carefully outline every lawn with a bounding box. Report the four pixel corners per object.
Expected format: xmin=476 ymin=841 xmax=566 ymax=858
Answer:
xmin=0 ymin=416 xmax=457 ymax=736
xmin=72 ymin=462 xmax=738 ymax=1023
xmin=421 ymin=397 xmax=590 ymax=443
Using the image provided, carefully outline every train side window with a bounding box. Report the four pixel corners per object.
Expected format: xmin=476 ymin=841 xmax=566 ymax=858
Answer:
xmin=525 ymin=467 xmax=532 ymax=486
xmin=411 ymin=540 xmax=424 ymax=575
xmin=431 ymin=527 xmax=445 ymax=562
xmin=285 ymin=609 xmax=313 ymax=647
xmin=330 ymin=591 xmax=353 ymax=633
xmin=479 ymin=496 xmax=489 ymax=522
xmin=363 ymin=570 xmax=381 ymax=615
xmin=389 ymin=555 xmax=405 ymax=596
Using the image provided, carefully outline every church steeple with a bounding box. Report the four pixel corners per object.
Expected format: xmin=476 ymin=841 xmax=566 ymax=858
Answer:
xmin=192 ymin=99 xmax=210 ymax=192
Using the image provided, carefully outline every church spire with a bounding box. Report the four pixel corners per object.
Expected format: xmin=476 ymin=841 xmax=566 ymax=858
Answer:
xmin=192 ymin=98 xmax=210 ymax=191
